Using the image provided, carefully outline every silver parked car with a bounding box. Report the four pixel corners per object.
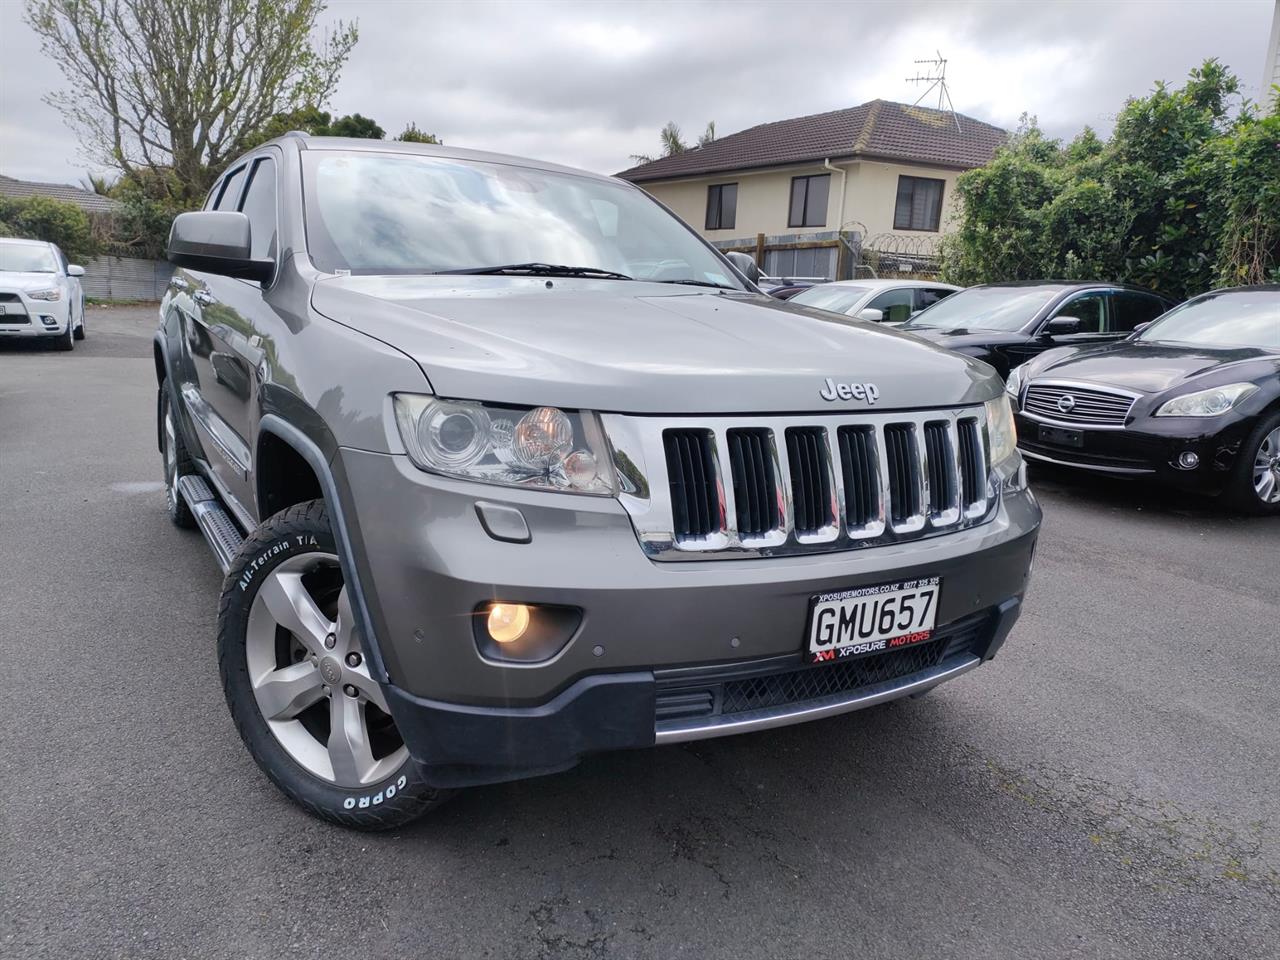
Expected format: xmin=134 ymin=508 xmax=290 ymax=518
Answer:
xmin=788 ymin=278 xmax=960 ymax=323
xmin=155 ymin=135 xmax=1040 ymax=829
xmin=0 ymin=238 xmax=87 ymax=350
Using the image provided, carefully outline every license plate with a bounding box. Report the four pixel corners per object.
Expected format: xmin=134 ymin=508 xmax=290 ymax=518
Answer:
xmin=807 ymin=577 xmax=940 ymax=664
xmin=1039 ymin=424 xmax=1083 ymax=447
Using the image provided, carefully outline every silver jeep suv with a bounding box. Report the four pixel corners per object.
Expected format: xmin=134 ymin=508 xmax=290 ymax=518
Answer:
xmin=155 ymin=135 xmax=1040 ymax=829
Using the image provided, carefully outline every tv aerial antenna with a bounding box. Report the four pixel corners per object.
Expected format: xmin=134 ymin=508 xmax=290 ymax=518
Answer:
xmin=907 ymin=51 xmax=962 ymax=134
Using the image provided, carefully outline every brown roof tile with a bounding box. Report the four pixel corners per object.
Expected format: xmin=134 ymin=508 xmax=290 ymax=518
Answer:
xmin=616 ymin=100 xmax=1006 ymax=182
xmin=0 ymin=174 xmax=121 ymax=213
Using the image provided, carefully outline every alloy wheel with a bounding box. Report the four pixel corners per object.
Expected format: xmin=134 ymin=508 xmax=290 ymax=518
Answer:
xmin=244 ymin=553 xmax=408 ymax=786
xmin=1253 ymin=426 xmax=1280 ymax=505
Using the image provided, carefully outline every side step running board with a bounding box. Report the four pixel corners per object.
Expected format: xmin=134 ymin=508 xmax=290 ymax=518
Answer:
xmin=178 ymin=474 xmax=245 ymax=575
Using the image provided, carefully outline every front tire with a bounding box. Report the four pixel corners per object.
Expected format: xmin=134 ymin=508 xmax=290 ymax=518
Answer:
xmin=53 ymin=318 xmax=74 ymax=351
xmin=218 ymin=500 xmax=449 ymax=830
xmin=1226 ymin=412 xmax=1280 ymax=515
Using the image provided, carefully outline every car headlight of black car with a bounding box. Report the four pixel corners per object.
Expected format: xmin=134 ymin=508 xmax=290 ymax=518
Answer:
xmin=1154 ymin=383 xmax=1257 ymax=418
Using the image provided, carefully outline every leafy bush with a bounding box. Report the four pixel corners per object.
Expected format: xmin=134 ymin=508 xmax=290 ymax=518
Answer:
xmin=0 ymin=195 xmax=97 ymax=262
xmin=941 ymin=60 xmax=1277 ymax=302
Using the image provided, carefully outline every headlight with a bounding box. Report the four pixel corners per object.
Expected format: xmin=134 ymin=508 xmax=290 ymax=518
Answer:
xmin=392 ymin=395 xmax=617 ymax=495
xmin=1005 ymin=364 xmax=1025 ymax=400
xmin=1155 ymin=383 xmax=1258 ymax=417
xmin=985 ymin=394 xmax=1019 ymax=471
xmin=26 ymin=288 xmax=61 ymax=301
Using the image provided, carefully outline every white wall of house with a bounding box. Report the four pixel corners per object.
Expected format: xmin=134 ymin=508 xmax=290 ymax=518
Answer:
xmin=1264 ymin=0 xmax=1280 ymax=110
xmin=639 ymin=159 xmax=967 ymax=243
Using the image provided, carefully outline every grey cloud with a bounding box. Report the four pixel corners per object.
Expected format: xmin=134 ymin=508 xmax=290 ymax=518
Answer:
xmin=1 ymin=0 xmax=1273 ymax=184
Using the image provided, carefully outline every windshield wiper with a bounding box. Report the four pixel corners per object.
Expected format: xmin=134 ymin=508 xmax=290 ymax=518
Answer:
xmin=655 ymin=278 xmax=736 ymax=290
xmin=436 ymin=262 xmax=634 ymax=281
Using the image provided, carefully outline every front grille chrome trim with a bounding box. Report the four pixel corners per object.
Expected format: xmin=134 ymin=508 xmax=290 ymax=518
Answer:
xmin=1022 ymin=378 xmax=1141 ymax=430
xmin=605 ymin=405 xmax=997 ymax=561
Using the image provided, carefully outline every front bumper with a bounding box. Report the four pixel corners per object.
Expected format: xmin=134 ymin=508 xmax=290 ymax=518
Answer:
xmin=338 ymin=447 xmax=1040 ymax=787
xmin=0 ymin=292 xmax=70 ymax=338
xmin=1015 ymin=410 xmax=1253 ymax=494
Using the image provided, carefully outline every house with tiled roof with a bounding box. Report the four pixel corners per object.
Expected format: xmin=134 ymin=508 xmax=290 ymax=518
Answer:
xmin=0 ymin=174 xmax=121 ymax=214
xmin=617 ymin=100 xmax=1006 ymax=278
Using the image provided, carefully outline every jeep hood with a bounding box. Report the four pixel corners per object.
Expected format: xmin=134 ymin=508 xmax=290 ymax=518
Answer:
xmin=311 ymin=275 xmax=1000 ymax=414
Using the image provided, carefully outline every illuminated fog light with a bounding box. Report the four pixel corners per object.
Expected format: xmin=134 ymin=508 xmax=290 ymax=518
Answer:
xmin=1177 ymin=451 xmax=1200 ymax=470
xmin=486 ymin=603 xmax=531 ymax=643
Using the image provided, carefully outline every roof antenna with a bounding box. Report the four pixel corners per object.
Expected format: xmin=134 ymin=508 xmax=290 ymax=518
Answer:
xmin=906 ymin=51 xmax=962 ymax=134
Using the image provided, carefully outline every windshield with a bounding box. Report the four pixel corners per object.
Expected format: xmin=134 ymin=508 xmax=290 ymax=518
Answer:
xmin=789 ymin=285 xmax=870 ymax=314
xmin=903 ymin=286 xmax=1062 ymax=331
xmin=302 ymin=151 xmax=742 ymax=288
xmin=0 ymin=243 xmax=57 ymax=273
xmin=1136 ymin=289 xmax=1279 ymax=348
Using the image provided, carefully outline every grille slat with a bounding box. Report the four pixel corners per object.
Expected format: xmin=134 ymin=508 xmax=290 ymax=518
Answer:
xmin=1023 ymin=383 xmax=1137 ymax=426
xmin=957 ymin=418 xmax=984 ymax=508
xmin=786 ymin=427 xmax=832 ymax=535
xmin=663 ymin=429 xmax=720 ymax=539
xmin=727 ymin=429 xmax=778 ymax=538
xmin=884 ymin=424 xmax=920 ymax=525
xmin=837 ymin=426 xmax=878 ymax=528
xmin=923 ymin=421 xmax=955 ymax=517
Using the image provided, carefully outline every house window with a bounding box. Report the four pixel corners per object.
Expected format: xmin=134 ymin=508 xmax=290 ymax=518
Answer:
xmin=705 ymin=183 xmax=737 ymax=231
xmin=788 ymin=174 xmax=830 ymax=228
xmin=893 ymin=176 xmax=944 ymax=231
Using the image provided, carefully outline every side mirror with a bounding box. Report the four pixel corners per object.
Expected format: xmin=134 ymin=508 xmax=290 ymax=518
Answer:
xmin=67 ymin=264 xmax=85 ymax=277
xmin=167 ymin=211 xmax=273 ymax=282
xmin=856 ymin=307 xmax=884 ymax=322
xmin=1044 ymin=316 xmax=1083 ymax=336
xmin=724 ymin=250 xmax=761 ymax=285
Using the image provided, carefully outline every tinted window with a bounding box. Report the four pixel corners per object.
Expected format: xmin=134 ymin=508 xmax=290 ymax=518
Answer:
xmin=865 ymin=287 xmax=915 ymax=323
xmin=915 ymin=287 xmax=954 ymax=311
xmin=789 ymin=284 xmax=871 ymax=314
xmin=705 ymin=183 xmax=737 ymax=231
xmin=214 ymin=166 xmax=247 ymax=210
xmin=788 ymin=174 xmax=829 ymax=228
xmin=1111 ymin=291 xmax=1167 ymax=332
xmin=239 ymin=157 xmax=278 ymax=260
xmin=302 ymin=152 xmax=742 ymax=287
xmin=1137 ymin=290 xmax=1280 ymax=348
xmin=903 ymin=285 xmax=1063 ymax=332
xmin=893 ymin=176 xmax=944 ymax=231
xmin=1051 ymin=292 xmax=1107 ymax=333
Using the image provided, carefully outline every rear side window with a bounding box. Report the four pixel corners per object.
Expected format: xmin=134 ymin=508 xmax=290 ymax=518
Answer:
xmin=239 ymin=157 xmax=278 ymax=260
xmin=1110 ymin=291 xmax=1167 ymax=332
xmin=865 ymin=288 xmax=914 ymax=323
xmin=214 ymin=166 xmax=247 ymax=211
xmin=914 ymin=287 xmax=954 ymax=311
xmin=1051 ymin=292 xmax=1107 ymax=333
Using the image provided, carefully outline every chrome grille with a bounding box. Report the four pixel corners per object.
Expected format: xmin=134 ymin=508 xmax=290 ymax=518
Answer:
xmin=1023 ymin=381 xmax=1137 ymax=427
xmin=607 ymin=407 xmax=996 ymax=560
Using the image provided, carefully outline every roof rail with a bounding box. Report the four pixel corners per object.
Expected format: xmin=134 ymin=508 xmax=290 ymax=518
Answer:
xmin=281 ymin=130 xmax=311 ymax=140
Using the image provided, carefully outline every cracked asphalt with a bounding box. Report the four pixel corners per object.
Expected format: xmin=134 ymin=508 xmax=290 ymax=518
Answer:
xmin=2 ymin=306 xmax=1278 ymax=959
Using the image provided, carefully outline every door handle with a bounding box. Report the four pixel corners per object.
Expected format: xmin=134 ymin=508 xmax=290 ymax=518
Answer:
xmin=193 ymin=290 xmax=217 ymax=306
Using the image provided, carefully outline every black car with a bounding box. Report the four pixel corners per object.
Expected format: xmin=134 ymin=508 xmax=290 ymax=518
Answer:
xmin=1008 ymin=285 xmax=1280 ymax=513
xmin=899 ymin=282 xmax=1174 ymax=378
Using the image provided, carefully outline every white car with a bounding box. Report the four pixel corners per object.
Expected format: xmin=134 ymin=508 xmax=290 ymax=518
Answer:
xmin=0 ymin=237 xmax=87 ymax=350
xmin=788 ymin=278 xmax=961 ymax=324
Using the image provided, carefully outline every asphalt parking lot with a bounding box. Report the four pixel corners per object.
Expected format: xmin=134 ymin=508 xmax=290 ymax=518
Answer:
xmin=2 ymin=305 xmax=1278 ymax=959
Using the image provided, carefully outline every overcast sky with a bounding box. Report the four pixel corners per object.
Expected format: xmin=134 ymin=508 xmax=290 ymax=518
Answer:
xmin=0 ymin=0 xmax=1274 ymax=185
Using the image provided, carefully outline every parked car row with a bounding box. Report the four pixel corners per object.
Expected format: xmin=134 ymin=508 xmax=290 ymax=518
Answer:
xmin=785 ymin=272 xmax=1277 ymax=514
